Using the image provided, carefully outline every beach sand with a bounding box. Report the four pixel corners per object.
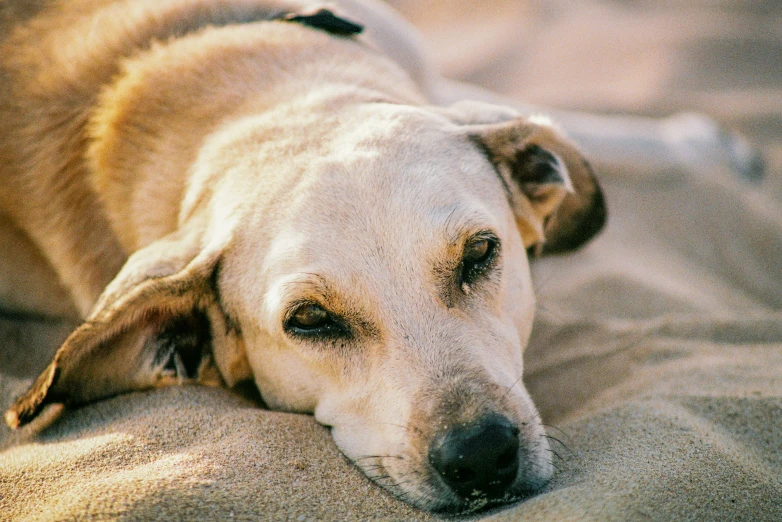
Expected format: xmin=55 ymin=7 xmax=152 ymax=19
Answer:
xmin=2 ymin=1 xmax=781 ymax=520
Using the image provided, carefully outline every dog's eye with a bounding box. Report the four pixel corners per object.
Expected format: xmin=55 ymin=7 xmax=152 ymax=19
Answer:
xmin=289 ymin=304 xmax=330 ymax=329
xmin=285 ymin=303 xmax=348 ymax=339
xmin=460 ymin=234 xmax=499 ymax=288
xmin=465 ymin=238 xmax=492 ymax=263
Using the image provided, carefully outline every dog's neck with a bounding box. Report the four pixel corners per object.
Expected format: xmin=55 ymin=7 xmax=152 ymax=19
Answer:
xmin=87 ymin=21 xmax=423 ymax=253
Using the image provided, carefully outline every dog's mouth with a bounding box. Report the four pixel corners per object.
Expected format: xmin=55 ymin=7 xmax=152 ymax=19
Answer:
xmin=433 ymin=485 xmax=542 ymax=517
xmin=354 ymin=455 xmax=547 ymax=515
xmin=350 ymin=416 xmax=553 ymax=514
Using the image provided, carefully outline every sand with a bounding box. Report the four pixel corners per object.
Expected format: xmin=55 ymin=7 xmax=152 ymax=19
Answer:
xmin=2 ymin=1 xmax=782 ymax=520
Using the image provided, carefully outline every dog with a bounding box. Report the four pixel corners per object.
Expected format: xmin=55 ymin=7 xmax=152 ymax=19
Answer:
xmin=1 ymin=0 xmax=757 ymax=514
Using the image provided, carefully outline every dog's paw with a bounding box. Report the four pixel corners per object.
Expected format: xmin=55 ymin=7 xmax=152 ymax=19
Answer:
xmin=661 ymin=112 xmax=765 ymax=183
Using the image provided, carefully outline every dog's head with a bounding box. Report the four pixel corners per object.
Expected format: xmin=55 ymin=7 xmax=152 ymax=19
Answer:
xmin=7 ymin=100 xmax=604 ymax=513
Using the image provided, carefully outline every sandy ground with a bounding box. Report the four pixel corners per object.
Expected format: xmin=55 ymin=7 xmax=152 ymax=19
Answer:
xmin=2 ymin=1 xmax=782 ymax=520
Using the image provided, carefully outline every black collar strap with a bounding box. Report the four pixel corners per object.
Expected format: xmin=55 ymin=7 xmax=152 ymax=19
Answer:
xmin=280 ymin=8 xmax=363 ymax=36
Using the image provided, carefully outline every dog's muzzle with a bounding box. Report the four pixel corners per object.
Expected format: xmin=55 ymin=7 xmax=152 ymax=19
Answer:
xmin=428 ymin=414 xmax=520 ymax=500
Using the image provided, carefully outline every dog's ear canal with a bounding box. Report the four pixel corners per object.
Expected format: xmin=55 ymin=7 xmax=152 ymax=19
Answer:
xmin=4 ymin=225 xmax=252 ymax=429
xmin=468 ymin=116 xmax=607 ymax=256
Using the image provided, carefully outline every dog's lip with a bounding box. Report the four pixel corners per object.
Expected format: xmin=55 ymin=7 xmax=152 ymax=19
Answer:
xmin=428 ymin=480 xmax=542 ymax=516
xmin=352 ymin=435 xmax=545 ymax=514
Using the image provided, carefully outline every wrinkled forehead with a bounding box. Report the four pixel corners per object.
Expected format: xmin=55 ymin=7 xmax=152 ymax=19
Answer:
xmin=220 ymin=105 xmax=514 ymax=309
xmin=285 ymin=105 xmax=511 ymax=253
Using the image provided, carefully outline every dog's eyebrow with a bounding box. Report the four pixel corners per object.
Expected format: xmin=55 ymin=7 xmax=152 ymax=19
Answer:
xmin=281 ymin=274 xmax=361 ymax=317
xmin=442 ymin=209 xmax=497 ymax=247
xmin=280 ymin=273 xmax=334 ymax=299
xmin=279 ymin=274 xmax=379 ymax=337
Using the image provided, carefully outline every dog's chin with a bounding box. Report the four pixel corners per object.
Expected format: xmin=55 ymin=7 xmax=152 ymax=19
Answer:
xmin=384 ymin=477 xmax=546 ymax=516
xmin=426 ymin=483 xmax=546 ymax=517
xmin=356 ymin=456 xmax=553 ymax=515
xmin=436 ymin=466 xmax=556 ymax=516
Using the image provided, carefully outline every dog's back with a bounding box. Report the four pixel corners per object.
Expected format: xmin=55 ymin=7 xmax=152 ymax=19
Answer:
xmin=0 ymin=0 xmax=432 ymax=318
xmin=0 ymin=0 xmax=122 ymax=316
xmin=0 ymin=1 xmax=344 ymax=316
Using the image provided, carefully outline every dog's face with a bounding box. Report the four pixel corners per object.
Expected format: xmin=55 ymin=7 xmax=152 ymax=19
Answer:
xmin=7 ymin=101 xmax=604 ymax=513
xmin=217 ymin=104 xmax=548 ymax=511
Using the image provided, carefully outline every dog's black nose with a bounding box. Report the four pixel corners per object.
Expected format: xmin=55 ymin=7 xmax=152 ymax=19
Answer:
xmin=428 ymin=415 xmax=520 ymax=499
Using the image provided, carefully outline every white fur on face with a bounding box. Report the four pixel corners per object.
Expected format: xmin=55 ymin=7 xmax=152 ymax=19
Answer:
xmin=213 ymin=103 xmax=550 ymax=512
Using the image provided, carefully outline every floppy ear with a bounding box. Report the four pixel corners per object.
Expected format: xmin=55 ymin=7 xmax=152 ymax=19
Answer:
xmin=5 ymin=224 xmax=252 ymax=429
xmin=448 ymin=102 xmax=606 ymax=255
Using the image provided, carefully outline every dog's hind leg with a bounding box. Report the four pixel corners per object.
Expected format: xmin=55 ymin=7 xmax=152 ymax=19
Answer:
xmin=0 ymin=211 xmax=79 ymax=320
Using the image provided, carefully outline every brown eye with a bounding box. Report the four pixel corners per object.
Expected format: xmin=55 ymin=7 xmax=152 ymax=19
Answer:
xmin=289 ymin=304 xmax=329 ymax=330
xmin=464 ymin=238 xmax=491 ymax=263
xmin=285 ymin=303 xmax=349 ymax=339
xmin=460 ymin=234 xmax=499 ymax=288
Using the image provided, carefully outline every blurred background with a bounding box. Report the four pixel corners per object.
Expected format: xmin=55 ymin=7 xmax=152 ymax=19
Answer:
xmin=387 ymin=0 xmax=782 ymax=191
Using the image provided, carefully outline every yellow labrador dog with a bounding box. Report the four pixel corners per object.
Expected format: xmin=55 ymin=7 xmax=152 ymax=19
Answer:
xmin=4 ymin=0 xmax=619 ymax=514
xmin=4 ymin=0 xmax=764 ymax=514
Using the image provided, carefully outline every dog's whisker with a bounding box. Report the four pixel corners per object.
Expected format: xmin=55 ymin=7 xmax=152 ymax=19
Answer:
xmin=544 ymin=447 xmax=565 ymax=462
xmin=542 ymin=423 xmax=572 ymax=441
xmin=381 ymin=422 xmax=423 ymax=437
xmin=390 ymin=479 xmax=428 ymax=508
xmin=353 ymin=454 xmax=405 ymax=462
xmin=543 ymin=434 xmax=576 ymax=457
xmin=394 ymin=470 xmax=421 ymax=481
xmin=357 ymin=457 xmax=436 ymax=510
xmin=502 ymin=374 xmax=525 ymax=400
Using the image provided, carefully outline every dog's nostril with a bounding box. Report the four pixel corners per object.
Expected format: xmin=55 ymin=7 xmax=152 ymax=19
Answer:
xmin=448 ymin=466 xmax=476 ymax=483
xmin=496 ymin=446 xmax=517 ymax=472
xmin=429 ymin=415 xmax=520 ymax=499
